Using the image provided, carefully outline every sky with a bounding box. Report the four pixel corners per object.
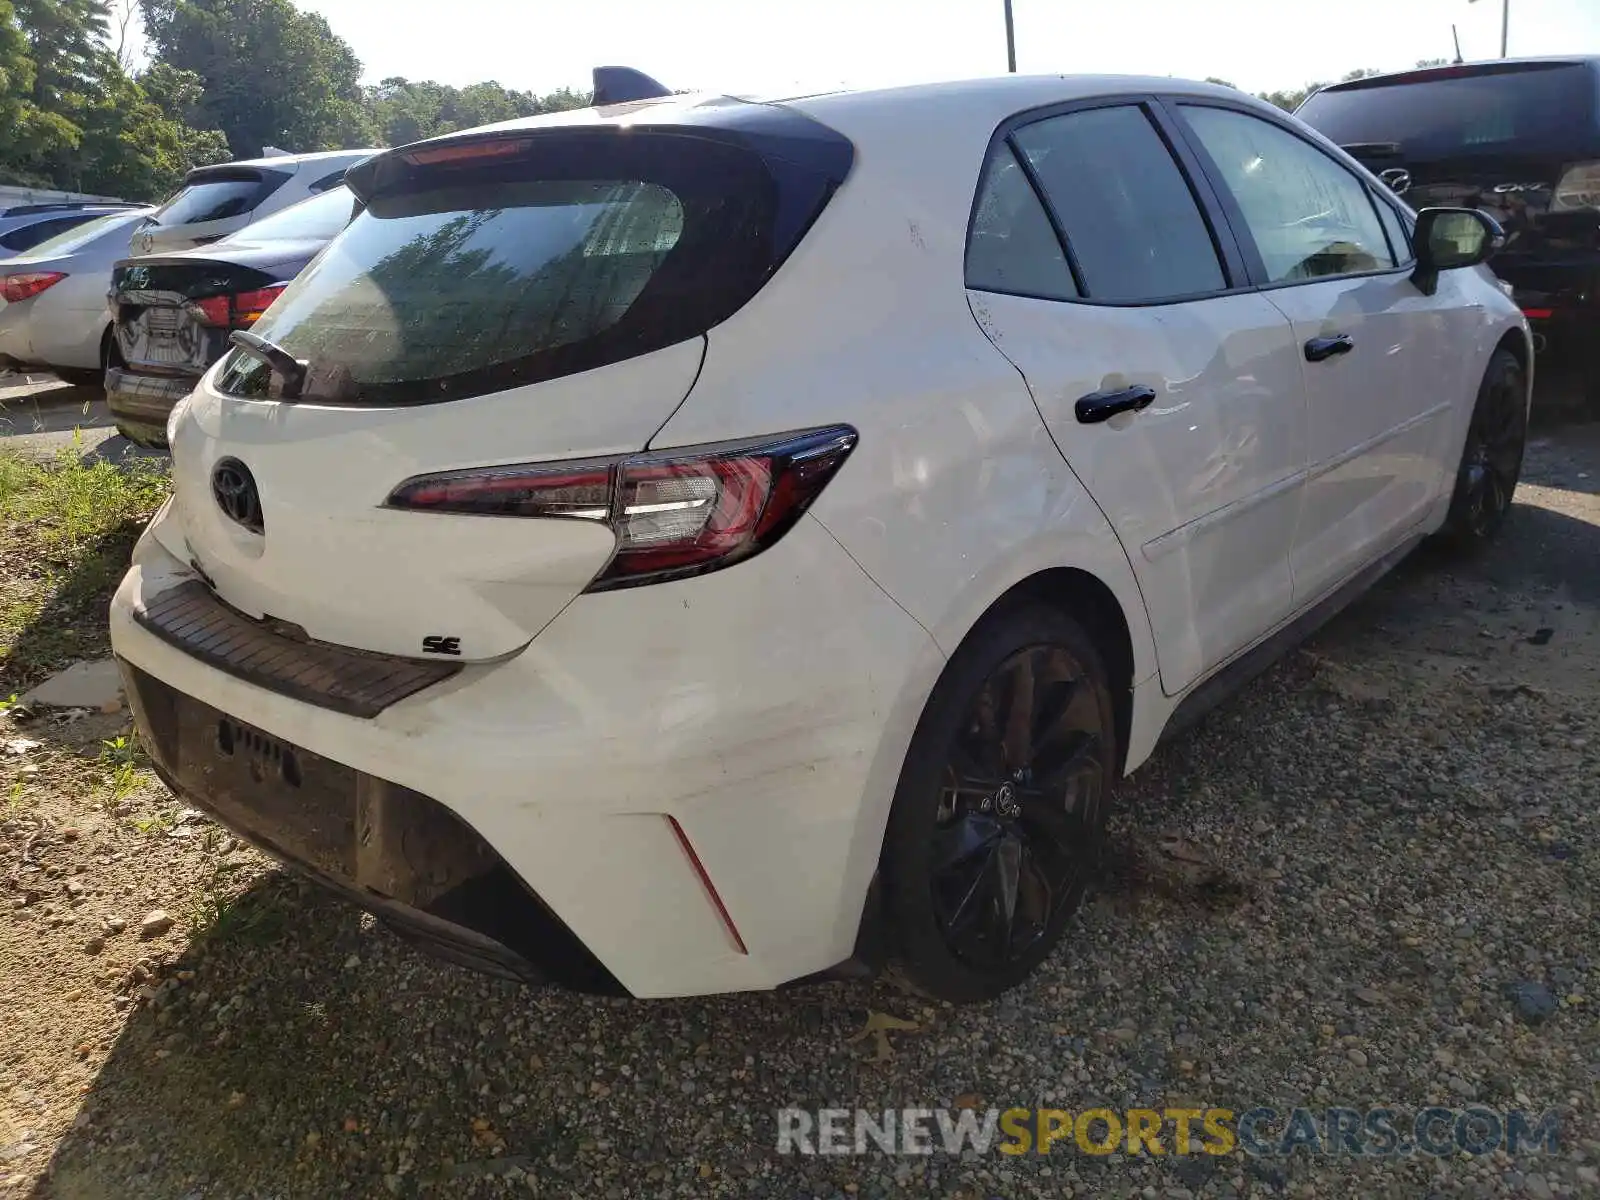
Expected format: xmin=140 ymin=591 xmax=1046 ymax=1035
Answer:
xmin=271 ymin=0 xmax=1600 ymax=98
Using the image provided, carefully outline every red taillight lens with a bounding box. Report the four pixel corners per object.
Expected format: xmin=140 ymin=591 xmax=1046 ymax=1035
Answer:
xmin=187 ymin=285 xmax=287 ymax=328
xmin=2 ymin=271 xmax=66 ymax=303
xmin=1521 ymin=307 xmax=1553 ymax=320
xmin=386 ymin=426 xmax=859 ymax=590
xmin=232 ymin=286 xmax=286 ymax=325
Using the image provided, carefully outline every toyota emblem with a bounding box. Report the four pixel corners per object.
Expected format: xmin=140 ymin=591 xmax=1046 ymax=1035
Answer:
xmin=211 ymin=457 xmax=264 ymax=534
xmin=1378 ymin=168 xmax=1412 ymax=196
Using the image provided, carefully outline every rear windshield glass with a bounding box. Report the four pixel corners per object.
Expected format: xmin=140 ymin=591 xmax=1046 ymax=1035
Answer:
xmin=224 ymin=186 xmax=355 ymax=244
xmin=216 ymin=130 xmax=844 ymax=406
xmin=1297 ymin=64 xmax=1598 ymax=159
xmin=153 ymin=170 xmax=287 ymax=227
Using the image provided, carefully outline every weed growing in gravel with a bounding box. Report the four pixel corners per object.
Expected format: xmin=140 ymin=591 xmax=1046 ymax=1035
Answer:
xmin=130 ymin=809 xmax=175 ymax=835
xmin=97 ymin=733 xmax=151 ymax=809
xmin=187 ymin=868 xmax=288 ymax=943
xmin=4 ymin=778 xmax=26 ymax=814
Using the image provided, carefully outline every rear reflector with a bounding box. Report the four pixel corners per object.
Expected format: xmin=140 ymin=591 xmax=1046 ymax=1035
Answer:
xmin=666 ymin=816 xmax=748 ymax=955
xmin=2 ymin=271 xmax=66 ymax=303
xmin=189 ymin=285 xmax=287 ymax=329
xmin=1521 ymin=308 xmax=1554 ymax=320
xmin=386 ymin=426 xmax=858 ymax=590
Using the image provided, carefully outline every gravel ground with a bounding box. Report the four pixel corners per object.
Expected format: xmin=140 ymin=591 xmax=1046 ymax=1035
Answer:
xmin=2 ymin=385 xmax=1597 ymax=1200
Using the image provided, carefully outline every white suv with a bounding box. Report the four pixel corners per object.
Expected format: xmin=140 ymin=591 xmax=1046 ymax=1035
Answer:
xmin=109 ymin=76 xmax=1529 ymax=1003
xmin=128 ymin=149 xmax=377 ymax=256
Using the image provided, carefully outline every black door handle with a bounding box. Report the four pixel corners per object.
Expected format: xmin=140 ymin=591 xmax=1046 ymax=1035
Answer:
xmin=1304 ymin=334 xmax=1354 ymax=363
xmin=1075 ymin=384 xmax=1157 ymax=424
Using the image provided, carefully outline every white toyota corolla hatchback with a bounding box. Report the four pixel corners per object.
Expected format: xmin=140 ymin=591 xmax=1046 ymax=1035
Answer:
xmin=109 ymin=75 xmax=1529 ymax=1003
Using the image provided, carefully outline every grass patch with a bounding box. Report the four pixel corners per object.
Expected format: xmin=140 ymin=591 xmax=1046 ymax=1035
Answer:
xmin=0 ymin=445 xmax=169 ymax=691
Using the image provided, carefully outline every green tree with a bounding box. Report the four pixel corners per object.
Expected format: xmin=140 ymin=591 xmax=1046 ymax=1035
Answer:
xmin=1259 ymin=67 xmax=1385 ymax=113
xmin=364 ymin=76 xmax=590 ymax=148
xmin=141 ymin=0 xmax=371 ymax=156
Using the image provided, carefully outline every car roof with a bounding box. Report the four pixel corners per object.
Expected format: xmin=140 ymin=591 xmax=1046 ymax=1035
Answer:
xmin=1317 ymin=56 xmax=1600 ymax=93
xmin=387 ymin=73 xmax=1253 ymax=157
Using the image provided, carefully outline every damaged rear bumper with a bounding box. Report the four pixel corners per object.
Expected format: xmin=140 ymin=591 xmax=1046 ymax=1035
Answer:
xmin=120 ymin=660 xmax=625 ymax=993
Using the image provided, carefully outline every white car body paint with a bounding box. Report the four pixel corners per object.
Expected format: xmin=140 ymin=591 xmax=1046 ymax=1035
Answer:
xmin=109 ymin=75 xmax=1528 ymax=998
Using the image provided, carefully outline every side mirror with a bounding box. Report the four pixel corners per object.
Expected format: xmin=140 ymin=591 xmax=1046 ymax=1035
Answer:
xmin=1411 ymin=207 xmax=1504 ymax=296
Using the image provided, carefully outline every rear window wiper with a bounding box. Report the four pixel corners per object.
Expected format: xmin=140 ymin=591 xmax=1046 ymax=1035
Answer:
xmin=229 ymin=330 xmax=309 ymax=399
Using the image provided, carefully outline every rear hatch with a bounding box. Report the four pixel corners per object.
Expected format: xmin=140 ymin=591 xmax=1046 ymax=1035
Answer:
xmin=1297 ymin=60 xmax=1600 ymax=293
xmin=111 ymin=240 xmax=321 ymax=378
xmin=134 ymin=164 xmax=294 ymax=255
xmin=158 ymin=99 xmax=854 ymax=662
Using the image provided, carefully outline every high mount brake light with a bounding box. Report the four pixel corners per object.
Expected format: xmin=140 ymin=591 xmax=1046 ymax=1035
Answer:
xmin=403 ymin=138 xmax=533 ymax=168
xmin=386 ymin=426 xmax=859 ymax=591
xmin=2 ymin=272 xmax=66 ymax=303
xmin=188 ymin=285 xmax=287 ymax=328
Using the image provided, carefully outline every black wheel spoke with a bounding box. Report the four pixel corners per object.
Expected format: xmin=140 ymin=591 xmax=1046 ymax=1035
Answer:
xmin=999 ymin=653 xmax=1037 ymax=773
xmin=927 ymin=640 xmax=1109 ymax=972
xmin=1035 ymin=730 xmax=1102 ymax=797
xmin=988 ymin=837 xmax=1022 ymax=959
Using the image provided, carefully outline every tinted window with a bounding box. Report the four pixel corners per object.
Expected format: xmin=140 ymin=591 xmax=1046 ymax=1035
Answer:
xmin=21 ymin=211 xmax=150 ymax=258
xmin=307 ymin=169 xmax=350 ymax=193
xmin=1012 ymin=106 xmax=1225 ymax=302
xmin=152 ymin=170 xmax=287 ymax=227
xmin=0 ymin=214 xmax=93 ymax=252
xmin=216 ymin=128 xmax=847 ymax=406
xmin=966 ymin=144 xmax=1077 ymax=299
xmin=1183 ymin=106 xmax=1395 ymax=283
xmin=224 ymin=186 xmax=355 ymax=244
xmin=1296 ymin=64 xmax=1598 ymax=159
xmin=1372 ymin=196 xmax=1413 ymax=264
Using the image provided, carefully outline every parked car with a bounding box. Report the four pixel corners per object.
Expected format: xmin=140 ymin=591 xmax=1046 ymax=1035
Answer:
xmin=1296 ymin=57 xmax=1598 ymax=384
xmin=0 ymin=207 xmax=156 ymax=384
xmin=106 ymin=185 xmax=357 ymax=445
xmin=0 ymin=203 xmax=142 ymax=257
xmin=128 ymin=149 xmax=375 ymax=257
xmin=110 ymin=75 xmax=1528 ymax=1003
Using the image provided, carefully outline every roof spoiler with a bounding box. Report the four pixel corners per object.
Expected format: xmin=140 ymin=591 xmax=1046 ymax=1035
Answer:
xmin=592 ymin=66 xmax=671 ymax=106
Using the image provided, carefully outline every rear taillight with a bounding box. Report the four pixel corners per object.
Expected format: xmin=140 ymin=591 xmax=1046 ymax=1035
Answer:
xmin=1552 ymin=161 xmax=1600 ymax=212
xmin=188 ymin=285 xmax=287 ymax=328
xmin=2 ymin=272 xmax=66 ymax=303
xmin=386 ymin=426 xmax=858 ymax=590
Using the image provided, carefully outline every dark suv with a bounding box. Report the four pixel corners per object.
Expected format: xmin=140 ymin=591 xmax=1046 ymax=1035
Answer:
xmin=1297 ymin=57 xmax=1600 ymax=385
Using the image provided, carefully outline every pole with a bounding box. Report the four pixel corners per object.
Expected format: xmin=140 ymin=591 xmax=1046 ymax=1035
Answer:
xmin=1004 ymin=0 xmax=1017 ymax=73
xmin=1500 ymin=0 xmax=1509 ymax=57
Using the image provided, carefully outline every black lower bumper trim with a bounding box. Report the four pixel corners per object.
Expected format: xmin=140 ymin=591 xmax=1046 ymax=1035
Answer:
xmin=122 ymin=661 xmax=626 ymax=995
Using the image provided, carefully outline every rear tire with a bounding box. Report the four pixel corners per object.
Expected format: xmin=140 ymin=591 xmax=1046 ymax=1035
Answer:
xmin=881 ymin=602 xmax=1116 ymax=1003
xmin=1438 ymin=348 xmax=1526 ymax=553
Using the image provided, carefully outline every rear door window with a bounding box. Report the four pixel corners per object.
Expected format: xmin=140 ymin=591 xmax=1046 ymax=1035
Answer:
xmin=0 ymin=214 xmax=93 ymax=252
xmin=965 ymin=144 xmax=1078 ymax=300
xmin=216 ymin=126 xmax=850 ymax=405
xmin=152 ymin=170 xmax=289 ymax=227
xmin=1181 ymin=105 xmax=1396 ymax=283
xmin=1011 ymin=105 xmax=1227 ymax=302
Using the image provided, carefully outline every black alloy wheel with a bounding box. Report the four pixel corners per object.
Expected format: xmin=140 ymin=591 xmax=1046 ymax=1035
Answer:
xmin=883 ymin=603 xmax=1116 ymax=1003
xmin=1443 ymin=348 xmax=1527 ymax=549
